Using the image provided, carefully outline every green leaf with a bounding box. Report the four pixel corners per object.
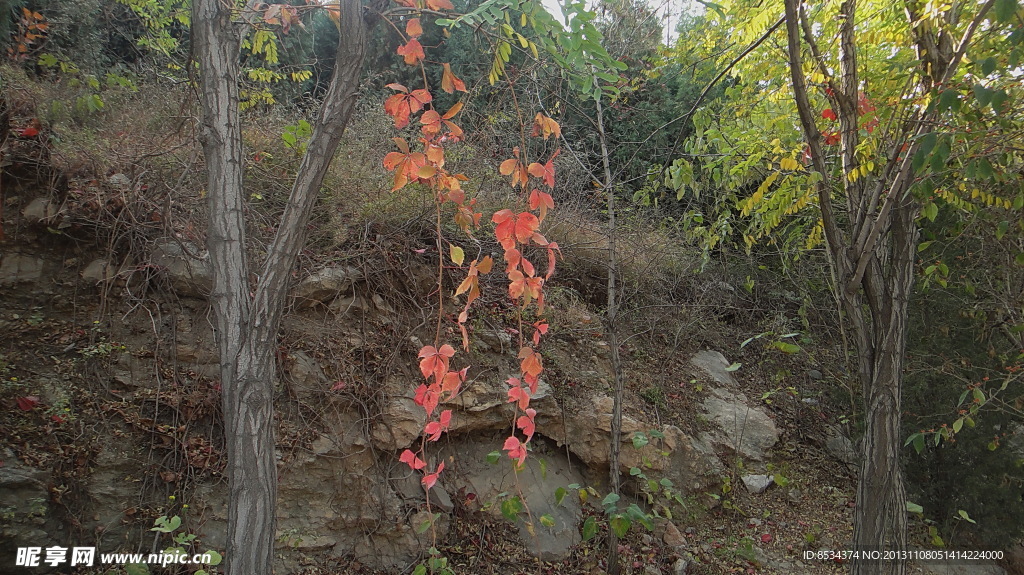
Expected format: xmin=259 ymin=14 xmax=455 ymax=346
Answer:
xmin=958 ymin=509 xmax=976 ymax=523
xmin=125 ymin=564 xmax=150 ymax=575
xmin=486 ymin=450 xmax=501 ymax=464
xmin=609 ymin=515 xmax=631 ymax=537
xmin=994 ymin=0 xmax=1018 ymax=22
xmin=602 ymin=492 xmax=620 ymax=509
xmin=650 ymin=430 xmax=665 ymax=439
xmin=413 ymin=565 xmax=427 ymax=575
xmin=630 ymin=466 xmax=643 ymax=476
xmin=914 ymin=433 xmax=925 ymax=454
xmin=581 ymin=517 xmax=598 ymax=541
xmin=631 ymin=432 xmax=649 ymax=449
xmin=555 ymin=487 xmax=567 ymax=506
xmin=1016 ymin=253 xmax=1024 ymax=267
xmin=922 ymin=202 xmax=938 ymax=222
xmin=540 ymin=514 xmax=556 ymax=527
xmin=953 ymin=418 xmax=963 ymax=433
xmin=974 ymin=84 xmax=994 ymax=108
xmin=627 ymin=504 xmax=653 ymax=529
xmin=203 ymin=550 xmax=223 ymax=566
xmin=937 ymin=88 xmax=960 ymax=112
xmin=660 ymin=477 xmax=674 ymax=488
xmin=906 ymin=501 xmax=924 ymax=513
xmin=997 ymin=221 xmax=1009 ymax=240
xmin=501 ymin=496 xmax=523 ymax=521
xmin=725 ymin=362 xmax=742 ymax=372
xmin=772 ymin=341 xmax=801 ymax=354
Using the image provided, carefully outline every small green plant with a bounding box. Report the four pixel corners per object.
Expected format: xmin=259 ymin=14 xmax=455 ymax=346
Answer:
xmin=281 ymin=119 xmax=312 ymax=155
xmin=137 ymin=499 xmax=222 ymax=575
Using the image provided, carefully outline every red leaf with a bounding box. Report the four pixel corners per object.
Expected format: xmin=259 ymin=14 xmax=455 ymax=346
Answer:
xmin=761 ymin=533 xmax=772 ymax=544
xmin=529 ymin=189 xmax=554 ymax=221
xmin=331 ymin=380 xmax=346 ymax=391
xmin=507 ymin=383 xmax=530 ymax=411
xmin=516 ymin=408 xmax=537 ymax=441
xmin=503 ymin=436 xmax=528 ymax=465
xmin=400 ymin=449 xmax=426 ymax=470
xmin=396 ymin=38 xmax=425 ymax=65
xmin=821 ymin=109 xmax=837 ymax=121
xmin=422 ymin=461 xmax=445 ymax=489
xmin=16 ymin=396 xmax=40 ymax=411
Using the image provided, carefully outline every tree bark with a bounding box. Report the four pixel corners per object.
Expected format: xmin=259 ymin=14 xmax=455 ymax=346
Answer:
xmin=193 ymin=1 xmax=369 ymax=574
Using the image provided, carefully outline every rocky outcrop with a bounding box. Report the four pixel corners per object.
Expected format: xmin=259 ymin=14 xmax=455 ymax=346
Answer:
xmin=546 ymin=395 xmax=724 ymax=494
xmin=151 ymin=240 xmax=212 ymax=298
xmin=700 ymin=387 xmax=779 ymax=461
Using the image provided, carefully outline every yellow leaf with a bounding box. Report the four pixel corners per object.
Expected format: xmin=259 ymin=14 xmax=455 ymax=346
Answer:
xmin=450 ymin=245 xmax=465 ymax=266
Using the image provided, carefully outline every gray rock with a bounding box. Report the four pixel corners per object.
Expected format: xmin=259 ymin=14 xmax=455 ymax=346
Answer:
xmin=808 ymin=369 xmax=823 ymax=380
xmin=0 ymin=253 xmax=46 ymax=284
xmin=825 ymin=425 xmax=858 ymax=465
xmin=741 ymin=474 xmax=774 ymax=494
xmin=690 ymin=350 xmax=739 ymax=386
xmin=673 ymin=558 xmax=689 ymax=575
xmin=151 ymin=240 xmax=212 ymax=297
xmin=701 ymin=388 xmax=780 ymax=461
xmin=82 ymin=258 xmax=120 ymax=283
xmin=22 ymin=198 xmax=63 ymax=222
xmin=546 ymin=395 xmax=724 ymax=494
xmin=107 ymin=173 xmax=132 ymax=191
xmin=291 ymin=266 xmax=362 ymax=308
xmin=645 ymin=565 xmax=663 ymax=575
xmin=285 ymin=350 xmax=327 ymax=403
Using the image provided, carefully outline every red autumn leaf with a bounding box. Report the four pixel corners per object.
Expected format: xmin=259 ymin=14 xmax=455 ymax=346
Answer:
xmin=413 ymin=383 xmax=440 ymax=416
xmin=424 ymin=409 xmax=453 ymax=441
xmin=504 ymin=436 xmax=528 ymax=465
xmin=527 ymin=150 xmax=559 ymax=188
xmin=397 ymin=38 xmax=425 ymax=65
xmin=532 ymin=321 xmax=549 ymax=346
xmin=383 ymin=85 xmax=432 ymax=129
xmin=441 ymin=63 xmax=467 ymax=93
xmin=821 ymin=109 xmax=837 ymax=121
xmin=421 ymin=109 xmax=442 ymax=136
xmin=761 ymin=533 xmax=772 ymax=544
xmin=516 ymin=408 xmax=537 ymax=441
xmin=400 ymin=449 xmax=427 ymax=470
xmin=16 ymin=396 xmax=40 ymax=411
xmin=383 ymin=141 xmax=428 ymax=191
xmin=519 ymin=347 xmax=543 ymax=378
xmin=545 ymin=242 xmax=561 ymax=280
xmin=17 ymin=125 xmax=39 ymax=138
xmin=529 ymin=189 xmax=554 ymax=221
xmin=823 ymin=131 xmax=840 ymax=146
xmin=422 ymin=461 xmax=445 ymax=490
xmin=406 ymin=18 xmax=423 ymax=38
xmin=418 ymin=344 xmax=455 ymax=381
xmin=426 ymin=0 xmax=455 ymax=9
xmin=440 ymin=368 xmax=466 ymax=396
xmin=507 ymin=383 xmax=531 ymax=410
xmin=331 ymin=380 xmax=346 ymax=391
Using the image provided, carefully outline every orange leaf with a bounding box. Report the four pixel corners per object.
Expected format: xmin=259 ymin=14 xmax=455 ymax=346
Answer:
xmin=397 ymin=38 xmax=425 ymax=65
xmin=427 ymin=0 xmax=455 ymax=9
xmin=406 ymin=18 xmax=423 ymax=38
xmin=519 ymin=347 xmax=543 ymax=378
xmin=529 ymin=189 xmax=554 ymax=221
xmin=531 ymin=113 xmax=562 ymax=139
xmin=441 ymin=63 xmax=467 ymax=93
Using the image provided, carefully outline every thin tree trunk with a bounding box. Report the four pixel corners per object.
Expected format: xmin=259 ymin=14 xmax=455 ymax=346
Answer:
xmin=594 ymin=90 xmax=625 ymax=575
xmin=193 ymin=1 xmax=369 ymax=574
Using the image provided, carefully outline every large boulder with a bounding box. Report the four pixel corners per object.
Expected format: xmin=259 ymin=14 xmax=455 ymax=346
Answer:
xmin=290 ymin=266 xmax=362 ymax=309
xmin=546 ymin=395 xmax=724 ymax=494
xmin=700 ymin=387 xmax=779 ymax=461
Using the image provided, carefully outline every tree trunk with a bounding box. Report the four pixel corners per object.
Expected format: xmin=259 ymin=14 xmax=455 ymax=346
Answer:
xmin=850 ymin=197 xmax=917 ymax=575
xmin=193 ymin=1 xmax=369 ymax=573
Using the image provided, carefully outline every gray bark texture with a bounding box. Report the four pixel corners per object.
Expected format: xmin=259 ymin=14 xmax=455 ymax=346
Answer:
xmin=193 ymin=1 xmax=369 ymax=573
